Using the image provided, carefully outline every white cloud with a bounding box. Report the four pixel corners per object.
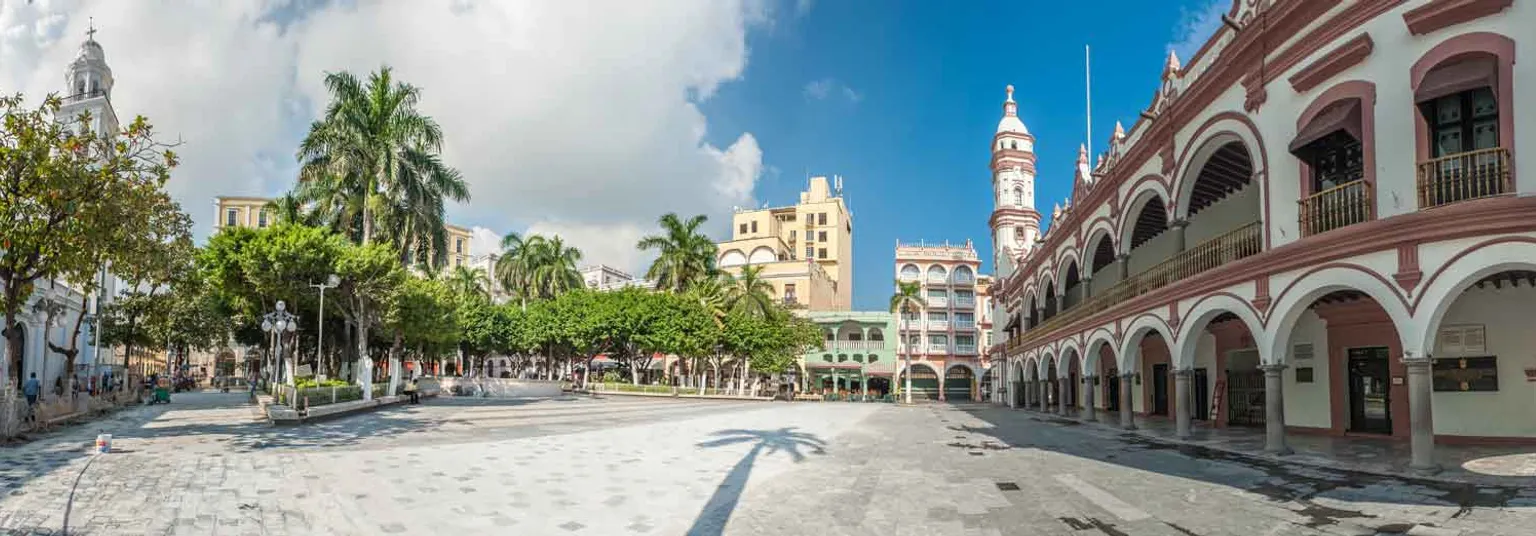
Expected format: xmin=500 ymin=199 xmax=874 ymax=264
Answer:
xmin=468 ymin=226 xmax=503 ymax=261
xmin=0 ymin=0 xmax=773 ymax=277
xmin=1167 ymin=0 xmax=1227 ymax=62
xmin=802 ymin=77 xmax=860 ymax=103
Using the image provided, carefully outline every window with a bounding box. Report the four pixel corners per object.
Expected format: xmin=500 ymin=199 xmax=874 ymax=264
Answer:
xmin=928 ymin=311 xmax=947 ymax=321
xmin=805 ymin=246 xmax=815 ymax=259
xmin=1422 ymin=87 xmax=1498 ymax=157
xmin=817 ymin=248 xmax=827 ymax=259
xmin=750 ymin=221 xmax=758 ymax=233
xmin=257 ymin=210 xmax=268 ymax=228
xmin=956 ymin=335 xmax=976 ymax=345
xmin=926 ymin=288 xmax=946 ymax=298
xmin=225 ymin=209 xmax=237 ymax=227
xmin=818 ymin=213 xmax=827 ymax=225
xmin=739 ymin=223 xmax=748 ymax=234
xmin=1012 ymin=186 xmax=1023 ymax=206
xmin=456 ymin=238 xmax=464 ymax=254
xmin=928 ymin=334 xmax=948 ymax=345
xmin=818 ymin=231 xmax=826 ymax=242
xmin=785 ymin=283 xmax=796 ymax=297
xmin=789 ymin=230 xmax=796 ymax=241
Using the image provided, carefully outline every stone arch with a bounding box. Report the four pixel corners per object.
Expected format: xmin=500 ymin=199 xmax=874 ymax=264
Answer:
xmin=1172 ymin=128 xmax=1262 ymax=220
xmin=1408 ymin=31 xmax=1517 ymax=187
xmin=944 ymin=361 xmax=980 ymax=378
xmin=1084 ymin=224 xmax=1118 ymax=277
xmin=834 ymin=321 xmax=863 ymax=341
xmin=1172 ymin=293 xmax=1266 ymax=369
xmin=747 ymin=246 xmax=776 ymax=264
xmin=1055 ymin=247 xmax=1082 ymax=281
xmin=1411 ymin=238 xmax=1536 ymax=355
xmin=866 ymin=327 xmax=885 ymax=341
xmin=1262 ymin=264 xmax=1411 ymax=366
xmin=899 ymin=263 xmax=921 ymax=281
xmin=1036 ymin=352 xmax=1055 ymax=378
xmin=1118 ymin=187 xmax=1170 ymax=255
xmin=1055 ymin=338 xmax=1083 ymax=370
xmin=718 ymin=249 xmax=747 ymax=268
xmin=1117 ymin=313 xmax=1173 ymax=371
xmin=954 ymin=265 xmax=975 ymax=283
xmin=1294 ymin=80 xmax=1378 ymax=198
xmin=1082 ymin=328 xmax=1117 ymax=374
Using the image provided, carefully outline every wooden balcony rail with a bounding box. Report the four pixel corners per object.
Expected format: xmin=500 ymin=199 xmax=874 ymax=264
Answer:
xmin=1007 ymin=220 xmax=1263 ymax=351
xmin=1299 ymin=179 xmax=1373 ymax=236
xmin=1417 ymin=147 xmax=1511 ymax=209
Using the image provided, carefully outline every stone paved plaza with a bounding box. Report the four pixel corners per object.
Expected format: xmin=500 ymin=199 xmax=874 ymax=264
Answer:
xmin=2 ymin=393 xmax=1535 ymax=535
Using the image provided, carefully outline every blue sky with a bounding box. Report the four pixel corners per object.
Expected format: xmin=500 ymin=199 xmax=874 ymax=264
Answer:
xmin=701 ymin=0 xmax=1227 ymax=310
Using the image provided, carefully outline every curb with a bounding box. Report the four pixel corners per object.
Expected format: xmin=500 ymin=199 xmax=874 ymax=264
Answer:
xmin=267 ymin=393 xmax=436 ymax=425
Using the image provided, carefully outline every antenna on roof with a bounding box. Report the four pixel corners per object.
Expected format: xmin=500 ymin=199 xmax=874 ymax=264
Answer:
xmin=1085 ymin=44 xmax=1093 ymax=162
xmin=835 ymin=175 xmax=843 ymax=195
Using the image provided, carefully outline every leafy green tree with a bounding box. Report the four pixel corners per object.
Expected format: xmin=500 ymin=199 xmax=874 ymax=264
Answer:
xmin=385 ymin=276 xmax=458 ymax=371
xmin=294 ymin=66 xmax=469 ymax=270
xmin=722 ymin=265 xmax=775 ymax=317
xmin=639 ymin=292 xmax=716 ymax=385
xmin=445 ymin=265 xmax=491 ymax=302
xmin=0 ymin=93 xmax=184 ymax=385
xmin=638 ymin=213 xmax=716 ymax=293
xmin=332 ymin=242 xmax=406 ymax=386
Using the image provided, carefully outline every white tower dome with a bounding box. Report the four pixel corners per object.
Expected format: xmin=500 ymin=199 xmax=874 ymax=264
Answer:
xmin=996 ymin=85 xmax=1029 ymax=135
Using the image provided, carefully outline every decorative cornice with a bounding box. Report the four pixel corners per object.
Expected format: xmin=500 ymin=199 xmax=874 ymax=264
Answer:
xmin=1288 ymin=33 xmax=1374 ymax=93
xmin=1402 ymin=0 xmax=1513 ymax=36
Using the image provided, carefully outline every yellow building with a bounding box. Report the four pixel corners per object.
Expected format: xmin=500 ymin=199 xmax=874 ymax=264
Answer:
xmin=715 ymin=176 xmax=853 ymax=311
xmin=213 ymin=196 xmax=474 ymax=268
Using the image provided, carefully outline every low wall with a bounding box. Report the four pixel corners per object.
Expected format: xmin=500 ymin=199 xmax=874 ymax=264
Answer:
xmin=437 ymin=377 xmax=564 ymax=398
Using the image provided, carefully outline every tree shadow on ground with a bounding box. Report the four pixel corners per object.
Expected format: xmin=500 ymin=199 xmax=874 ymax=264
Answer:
xmin=948 ymin=404 xmax=1536 ymax=523
xmin=687 ymin=427 xmax=827 ymax=536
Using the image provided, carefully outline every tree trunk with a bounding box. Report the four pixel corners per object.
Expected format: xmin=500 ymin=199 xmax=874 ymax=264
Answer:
xmin=3 ymin=304 xmax=18 ymax=388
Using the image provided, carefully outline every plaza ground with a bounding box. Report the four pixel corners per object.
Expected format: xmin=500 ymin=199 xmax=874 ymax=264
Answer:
xmin=1 ymin=393 xmax=1534 ymax=535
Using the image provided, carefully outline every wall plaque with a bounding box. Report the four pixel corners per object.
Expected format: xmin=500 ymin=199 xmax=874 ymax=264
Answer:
xmin=1432 ymin=356 xmax=1498 ymax=392
xmin=1295 ymin=367 xmax=1315 ymax=383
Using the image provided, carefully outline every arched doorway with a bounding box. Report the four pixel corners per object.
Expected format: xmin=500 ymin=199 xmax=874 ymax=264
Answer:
xmin=904 ymin=362 xmax=941 ymax=400
xmin=945 ymin=365 xmax=975 ymax=401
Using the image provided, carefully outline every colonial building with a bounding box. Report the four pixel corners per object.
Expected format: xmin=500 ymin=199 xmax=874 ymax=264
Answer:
xmin=579 ymin=264 xmax=654 ymax=292
xmin=986 ymin=0 xmax=1533 ymax=472
xmin=715 ymin=176 xmax=853 ymax=310
xmin=798 ymin=311 xmax=896 ymax=398
xmin=3 ymin=27 xmax=121 ymax=392
xmin=895 ymin=240 xmax=988 ymax=401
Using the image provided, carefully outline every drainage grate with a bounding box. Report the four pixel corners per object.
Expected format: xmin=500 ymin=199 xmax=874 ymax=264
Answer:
xmin=969 ymin=451 xmax=984 ymax=456
xmin=995 ymin=482 xmax=1020 ymax=491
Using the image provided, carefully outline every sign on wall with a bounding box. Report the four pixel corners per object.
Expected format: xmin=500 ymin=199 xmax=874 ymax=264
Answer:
xmin=1437 ymin=325 xmax=1487 ymax=355
xmin=1293 ymin=343 xmax=1315 ymax=361
xmin=1432 ymin=356 xmax=1498 ymax=392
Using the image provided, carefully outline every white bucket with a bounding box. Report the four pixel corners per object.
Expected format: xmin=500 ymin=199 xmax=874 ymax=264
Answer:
xmin=95 ymin=433 xmax=112 ymax=454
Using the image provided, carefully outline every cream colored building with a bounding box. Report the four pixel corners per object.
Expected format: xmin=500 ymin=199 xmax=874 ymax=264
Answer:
xmin=715 ymin=176 xmax=853 ymax=311
xmin=213 ymin=196 xmax=474 ymax=268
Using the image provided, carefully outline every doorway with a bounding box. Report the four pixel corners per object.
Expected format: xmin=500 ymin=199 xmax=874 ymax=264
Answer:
xmin=1151 ymin=363 xmax=1170 ymax=416
xmin=1193 ymin=368 xmax=1210 ymax=421
xmin=1105 ymin=368 xmax=1120 ymax=412
xmin=1347 ymin=346 xmax=1393 ymax=435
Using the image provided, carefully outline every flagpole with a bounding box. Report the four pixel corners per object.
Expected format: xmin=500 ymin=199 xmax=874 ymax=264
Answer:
xmin=1085 ymin=44 xmax=1093 ymax=159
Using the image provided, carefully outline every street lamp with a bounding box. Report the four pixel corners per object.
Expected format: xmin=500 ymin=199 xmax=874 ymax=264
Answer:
xmin=310 ymin=275 xmax=340 ymax=380
xmin=260 ymin=301 xmax=299 ymax=393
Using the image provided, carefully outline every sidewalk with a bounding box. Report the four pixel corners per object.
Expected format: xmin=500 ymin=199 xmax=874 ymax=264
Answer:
xmin=1023 ymin=406 xmax=1536 ymax=488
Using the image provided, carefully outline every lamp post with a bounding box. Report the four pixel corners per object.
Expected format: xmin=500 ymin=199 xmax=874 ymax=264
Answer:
xmin=309 ymin=275 xmax=340 ymax=380
xmin=260 ymin=301 xmax=299 ymax=396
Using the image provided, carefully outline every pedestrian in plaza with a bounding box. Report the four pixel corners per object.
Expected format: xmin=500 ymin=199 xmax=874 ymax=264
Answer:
xmin=22 ymin=373 xmax=42 ymax=420
xmin=404 ymin=377 xmax=420 ymax=404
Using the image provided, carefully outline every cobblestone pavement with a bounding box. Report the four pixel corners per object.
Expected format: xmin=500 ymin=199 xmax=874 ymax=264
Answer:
xmin=1 ymin=394 xmax=1534 ymax=535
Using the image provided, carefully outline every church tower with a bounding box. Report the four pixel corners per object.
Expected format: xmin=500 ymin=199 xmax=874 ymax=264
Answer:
xmin=59 ymin=22 xmax=118 ymax=137
xmin=989 ymin=85 xmax=1041 ymax=278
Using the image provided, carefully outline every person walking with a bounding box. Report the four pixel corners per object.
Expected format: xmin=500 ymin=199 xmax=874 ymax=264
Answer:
xmin=404 ymin=377 xmax=420 ymax=404
xmin=22 ymin=373 xmax=42 ymax=422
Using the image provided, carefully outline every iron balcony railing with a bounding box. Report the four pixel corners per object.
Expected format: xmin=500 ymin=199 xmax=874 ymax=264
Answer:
xmin=954 ymin=297 xmax=976 ymax=308
xmin=953 ymin=321 xmax=976 ymax=329
xmin=927 ymin=344 xmax=950 ymax=354
xmin=1007 ymin=220 xmax=1262 ymax=352
xmin=953 ymin=275 xmax=976 ymax=285
xmin=955 ymin=345 xmax=978 ymax=355
xmin=928 ymin=320 xmax=949 ymax=330
xmin=1417 ymin=147 xmax=1511 ymax=208
xmin=899 ymin=273 xmax=920 ymax=282
xmin=1299 ymin=179 xmax=1372 ymax=236
xmin=927 ymin=296 xmax=948 ymax=308
xmin=830 ymin=340 xmax=883 ymax=352
xmin=927 ymin=275 xmax=948 ymax=284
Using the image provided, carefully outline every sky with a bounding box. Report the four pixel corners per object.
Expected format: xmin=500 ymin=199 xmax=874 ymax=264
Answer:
xmin=0 ymin=0 xmax=1228 ymax=310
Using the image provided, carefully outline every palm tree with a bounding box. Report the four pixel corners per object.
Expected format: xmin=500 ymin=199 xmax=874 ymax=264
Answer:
xmin=493 ymin=232 xmax=532 ymax=308
xmin=890 ymin=280 xmax=924 ymax=404
xmin=721 ymin=265 xmax=775 ymax=317
xmin=527 ymin=235 xmax=584 ymax=299
xmin=295 ymin=66 xmax=469 ymax=269
xmin=445 ymin=265 xmax=490 ymax=301
xmin=685 ymin=275 xmax=729 ymax=328
xmin=638 ymin=213 xmax=716 ymax=293
xmin=265 ymin=193 xmax=309 ymax=226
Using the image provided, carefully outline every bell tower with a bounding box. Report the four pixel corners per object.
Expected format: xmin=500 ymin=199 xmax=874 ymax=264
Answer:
xmin=989 ymin=85 xmax=1041 ymax=278
xmin=59 ymin=20 xmax=118 ymax=137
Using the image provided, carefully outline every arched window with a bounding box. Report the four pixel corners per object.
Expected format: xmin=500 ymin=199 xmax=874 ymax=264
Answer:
xmin=1012 ymin=186 xmax=1023 ymax=206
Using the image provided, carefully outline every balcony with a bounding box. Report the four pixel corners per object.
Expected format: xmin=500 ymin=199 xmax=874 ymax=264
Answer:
xmin=927 ymin=344 xmax=951 ymax=354
xmin=954 ymin=297 xmax=976 ymax=308
xmin=1008 ymin=220 xmax=1262 ymax=351
xmin=1417 ymin=147 xmax=1511 ymax=209
xmin=831 ymin=340 xmax=883 ymax=352
xmin=926 ymin=276 xmax=949 ymax=285
xmin=899 ymin=319 xmax=922 ymax=329
xmin=899 ymin=273 xmax=920 ymax=283
xmin=1298 ymin=179 xmax=1372 ymax=236
xmin=953 ymin=275 xmax=976 ymax=285
xmin=955 ymin=344 xmax=978 ymax=355
xmin=927 ymin=296 xmax=949 ymax=308
xmin=953 ymin=321 xmax=976 ymax=330
xmin=928 ymin=320 xmax=949 ymax=330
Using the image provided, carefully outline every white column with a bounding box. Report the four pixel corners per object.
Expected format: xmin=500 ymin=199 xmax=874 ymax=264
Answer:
xmin=1404 ymin=355 xmax=1438 ymax=472
xmin=1261 ymin=363 xmax=1290 ymax=454
xmin=1082 ymin=375 xmax=1096 ymax=422
xmin=1175 ymin=368 xmax=1193 ymax=439
xmin=1119 ymin=374 xmax=1136 ymax=429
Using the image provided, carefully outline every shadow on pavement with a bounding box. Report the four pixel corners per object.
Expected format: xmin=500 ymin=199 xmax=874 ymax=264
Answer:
xmin=947 ymin=403 xmax=1534 ymax=524
xmin=687 ymin=427 xmax=826 ymax=536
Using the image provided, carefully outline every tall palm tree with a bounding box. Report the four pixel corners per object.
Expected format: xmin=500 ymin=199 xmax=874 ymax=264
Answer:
xmin=265 ymin=193 xmax=309 ymax=226
xmin=493 ymin=232 xmax=532 ymax=307
xmin=527 ymin=236 xmax=584 ymax=299
xmin=638 ymin=213 xmax=716 ymax=293
xmin=721 ymin=265 xmax=775 ymax=318
xmin=890 ymin=280 xmax=924 ymax=404
xmin=685 ymin=275 xmax=729 ymax=329
xmin=295 ymin=66 xmax=469 ymax=269
xmin=445 ymin=265 xmax=490 ymax=301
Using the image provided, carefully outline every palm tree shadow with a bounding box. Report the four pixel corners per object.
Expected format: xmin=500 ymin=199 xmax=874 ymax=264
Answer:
xmin=686 ymin=427 xmax=827 ymax=536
